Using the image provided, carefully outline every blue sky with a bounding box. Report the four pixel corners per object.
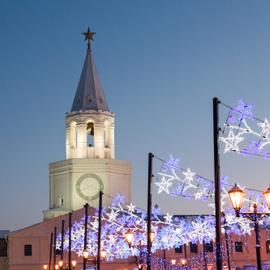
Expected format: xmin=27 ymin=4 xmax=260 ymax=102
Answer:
xmin=1 ymin=0 xmax=270 ymax=230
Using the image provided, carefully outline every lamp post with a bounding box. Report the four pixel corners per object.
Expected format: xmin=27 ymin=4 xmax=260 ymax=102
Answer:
xmin=97 ymin=191 xmax=103 ymax=270
xmin=213 ymin=97 xmax=222 ymax=270
xmin=228 ymin=184 xmax=270 ymax=270
xmin=83 ymin=203 xmax=89 ymax=270
xmin=125 ymin=229 xmax=155 ymax=270
xmin=147 ymin=152 xmax=154 ymax=270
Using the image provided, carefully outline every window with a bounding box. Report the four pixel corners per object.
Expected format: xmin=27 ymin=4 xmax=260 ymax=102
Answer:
xmin=87 ymin=122 xmax=94 ymax=147
xmin=175 ymin=246 xmax=182 ymax=253
xmin=24 ymin=244 xmax=32 ymax=256
xmin=266 ymin=240 xmax=270 ymax=253
xmin=56 ymin=248 xmax=62 ymax=256
xmin=235 ymin=241 xmax=243 ymax=252
xmin=0 ymin=239 xmax=7 ymax=257
xmin=70 ymin=122 xmax=77 ymax=148
xmin=205 ymin=241 xmax=213 ymax=252
xmin=190 ymin=243 xmax=198 ymax=253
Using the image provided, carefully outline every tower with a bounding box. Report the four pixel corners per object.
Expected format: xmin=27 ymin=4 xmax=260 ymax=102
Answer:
xmin=43 ymin=29 xmax=131 ymax=219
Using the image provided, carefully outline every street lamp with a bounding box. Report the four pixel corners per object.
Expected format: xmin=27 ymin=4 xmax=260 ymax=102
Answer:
xmin=263 ymin=186 xmax=270 ymax=208
xmin=58 ymin=260 xmax=63 ymax=268
xmin=100 ymin=250 xmax=107 ymax=259
xmin=180 ymin=258 xmax=187 ymax=266
xmin=228 ymin=183 xmax=270 ymax=270
xmin=150 ymin=231 xmax=155 ymax=244
xmin=228 ymin=184 xmax=245 ymax=217
xmin=83 ymin=249 xmax=89 ymax=259
xmin=43 ymin=265 xmax=48 ymax=270
xmin=71 ymin=260 xmax=77 ymax=268
xmin=125 ymin=229 xmax=134 ymax=248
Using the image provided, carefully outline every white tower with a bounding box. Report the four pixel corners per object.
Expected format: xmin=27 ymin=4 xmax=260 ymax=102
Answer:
xmin=44 ymin=29 xmax=131 ymax=219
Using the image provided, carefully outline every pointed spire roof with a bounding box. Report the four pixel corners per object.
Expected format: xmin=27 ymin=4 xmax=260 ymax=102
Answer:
xmin=71 ymin=29 xmax=109 ymax=113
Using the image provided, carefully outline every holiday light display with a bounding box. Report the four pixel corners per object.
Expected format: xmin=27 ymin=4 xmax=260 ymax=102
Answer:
xmin=57 ymin=193 xmax=254 ymax=261
xmin=155 ymin=155 xmax=268 ymax=215
xmin=220 ymin=100 xmax=270 ymax=159
xmin=56 ymin=99 xmax=270 ymax=267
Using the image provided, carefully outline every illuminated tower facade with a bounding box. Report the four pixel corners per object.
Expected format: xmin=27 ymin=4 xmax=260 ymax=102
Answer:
xmin=44 ymin=29 xmax=131 ymax=219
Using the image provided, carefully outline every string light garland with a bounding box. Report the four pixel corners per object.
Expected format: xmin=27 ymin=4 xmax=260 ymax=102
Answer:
xmin=57 ymin=193 xmax=257 ymax=261
xmin=155 ymin=155 xmax=267 ymax=213
xmin=220 ymin=100 xmax=270 ymax=160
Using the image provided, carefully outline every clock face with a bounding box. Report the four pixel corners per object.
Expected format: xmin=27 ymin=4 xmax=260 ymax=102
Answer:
xmin=76 ymin=173 xmax=104 ymax=201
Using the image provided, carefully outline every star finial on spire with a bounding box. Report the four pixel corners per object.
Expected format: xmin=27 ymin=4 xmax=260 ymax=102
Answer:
xmin=82 ymin=27 xmax=96 ymax=49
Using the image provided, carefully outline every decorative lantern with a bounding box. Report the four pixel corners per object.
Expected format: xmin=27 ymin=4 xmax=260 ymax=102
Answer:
xmin=83 ymin=249 xmax=89 ymax=259
xmin=263 ymin=186 xmax=270 ymax=209
xmin=228 ymin=184 xmax=245 ymax=216
xmin=125 ymin=229 xmax=134 ymax=247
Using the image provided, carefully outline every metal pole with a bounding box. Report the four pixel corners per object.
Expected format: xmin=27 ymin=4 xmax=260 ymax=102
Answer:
xmin=49 ymin=232 xmax=53 ymax=270
xmin=213 ymin=97 xmax=222 ymax=270
xmin=163 ymin=249 xmax=166 ymax=270
xmin=202 ymin=240 xmax=207 ymax=270
xmin=61 ymin=220 xmax=64 ymax=262
xmin=68 ymin=212 xmax=72 ymax=270
xmin=147 ymin=152 xmax=154 ymax=270
xmin=83 ymin=203 xmax=89 ymax=270
xmin=53 ymin=227 xmax=57 ymax=270
xmin=184 ymin=244 xmax=187 ymax=259
xmin=97 ymin=191 xmax=103 ymax=270
xmin=222 ymin=213 xmax=231 ymax=270
xmin=254 ymin=206 xmax=262 ymax=270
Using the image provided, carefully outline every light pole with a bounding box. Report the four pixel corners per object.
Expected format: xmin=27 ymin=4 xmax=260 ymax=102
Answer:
xmin=83 ymin=203 xmax=89 ymax=270
xmin=147 ymin=152 xmax=154 ymax=270
xmin=228 ymin=184 xmax=270 ymax=270
xmin=213 ymin=97 xmax=222 ymax=270
xmin=97 ymin=191 xmax=103 ymax=270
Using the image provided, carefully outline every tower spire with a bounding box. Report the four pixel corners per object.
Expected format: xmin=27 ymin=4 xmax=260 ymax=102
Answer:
xmin=71 ymin=28 xmax=109 ymax=113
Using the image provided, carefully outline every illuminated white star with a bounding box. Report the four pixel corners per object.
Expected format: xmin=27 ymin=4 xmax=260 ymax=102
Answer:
xmin=220 ymin=130 xmax=244 ymax=153
xmin=194 ymin=190 xmax=204 ymax=200
xmin=107 ymin=209 xmax=118 ymax=222
xmin=164 ymin=213 xmax=173 ymax=223
xmin=181 ymin=168 xmax=195 ymax=191
xmin=258 ymin=118 xmax=270 ymax=139
xmin=127 ymin=203 xmax=136 ymax=212
xmin=155 ymin=174 xmax=174 ymax=194
xmin=183 ymin=168 xmax=195 ymax=181
xmin=90 ymin=218 xmax=99 ymax=230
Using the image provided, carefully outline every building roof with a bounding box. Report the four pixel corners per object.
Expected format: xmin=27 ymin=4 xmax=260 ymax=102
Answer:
xmin=0 ymin=230 xmax=9 ymax=238
xmin=71 ymin=46 xmax=109 ymax=113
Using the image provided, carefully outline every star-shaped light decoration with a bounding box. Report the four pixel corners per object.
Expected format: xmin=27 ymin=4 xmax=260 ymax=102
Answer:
xmin=155 ymin=173 xmax=175 ymax=194
xmin=90 ymin=218 xmax=99 ymax=230
xmin=258 ymin=118 xmax=270 ymax=140
xmin=182 ymin=168 xmax=195 ymax=191
xmin=164 ymin=213 xmax=173 ymax=223
xmin=127 ymin=203 xmax=136 ymax=212
xmin=220 ymin=130 xmax=244 ymax=153
xmin=107 ymin=209 xmax=118 ymax=222
xmin=194 ymin=190 xmax=204 ymax=200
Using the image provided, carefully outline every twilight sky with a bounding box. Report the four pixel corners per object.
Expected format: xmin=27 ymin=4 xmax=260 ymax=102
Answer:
xmin=1 ymin=0 xmax=270 ymax=230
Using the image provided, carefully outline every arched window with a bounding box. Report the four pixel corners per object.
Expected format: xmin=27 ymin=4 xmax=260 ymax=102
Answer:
xmin=70 ymin=122 xmax=77 ymax=148
xmin=104 ymin=121 xmax=110 ymax=147
xmin=87 ymin=121 xmax=94 ymax=147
